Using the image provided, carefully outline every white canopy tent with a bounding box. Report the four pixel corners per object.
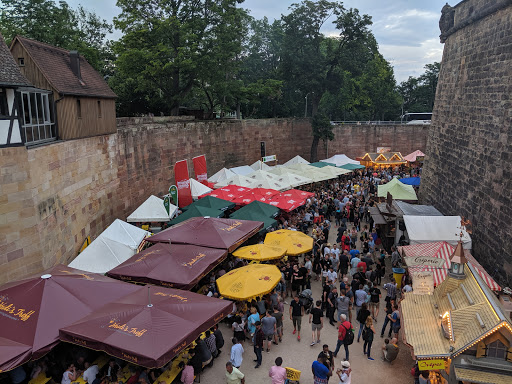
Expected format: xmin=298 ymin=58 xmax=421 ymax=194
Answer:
xmin=214 ymin=174 xmax=254 ymax=188
xmin=127 ymin=195 xmax=177 ymax=222
xmin=230 ymin=165 xmax=255 ymax=176
xmin=283 ymin=155 xmax=310 ymax=166
xmin=272 ymin=172 xmax=313 ymax=187
xmin=403 ymin=215 xmax=472 ymax=249
xmin=68 ymin=219 xmax=149 ymax=273
xmin=208 ymin=167 xmax=236 ymax=183
xmin=320 ymin=154 xmax=359 ymax=167
xmin=189 ymin=178 xmax=212 ymax=199
xmin=250 ymin=160 xmax=272 ymax=171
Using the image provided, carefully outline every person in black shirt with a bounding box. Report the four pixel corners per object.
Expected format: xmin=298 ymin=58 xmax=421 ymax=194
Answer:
xmin=327 ymin=287 xmax=338 ymax=326
xmin=317 ymin=344 xmax=335 ymax=370
xmin=369 ymin=283 xmax=381 ymax=321
xmin=299 ymin=262 xmax=308 ymax=292
xmin=339 ymin=251 xmax=349 ymax=278
xmin=322 ymin=281 xmax=331 ymax=312
xmin=289 ymin=295 xmax=304 ymax=341
xmin=309 ymin=300 xmax=324 ymax=346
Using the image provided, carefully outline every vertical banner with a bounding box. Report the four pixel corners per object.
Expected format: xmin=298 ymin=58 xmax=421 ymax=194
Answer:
xmin=169 ymin=185 xmax=178 ymax=207
xmin=192 ymin=155 xmax=208 ymax=185
xmin=163 ymin=195 xmax=171 ymax=215
xmin=174 ymin=160 xmax=193 ymax=208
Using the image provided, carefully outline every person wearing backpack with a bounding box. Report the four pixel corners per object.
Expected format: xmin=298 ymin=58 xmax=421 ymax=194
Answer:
xmin=333 ymin=314 xmax=353 ymax=361
xmin=362 ymin=315 xmax=376 ymax=360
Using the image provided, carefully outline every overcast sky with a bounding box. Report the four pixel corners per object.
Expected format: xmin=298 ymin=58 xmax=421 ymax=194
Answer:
xmin=67 ymin=0 xmax=448 ymax=83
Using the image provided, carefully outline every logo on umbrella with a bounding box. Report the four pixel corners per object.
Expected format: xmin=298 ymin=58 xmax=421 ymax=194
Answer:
xmin=250 ymin=251 xmax=258 ymax=255
xmin=259 ymin=276 xmax=271 ymax=281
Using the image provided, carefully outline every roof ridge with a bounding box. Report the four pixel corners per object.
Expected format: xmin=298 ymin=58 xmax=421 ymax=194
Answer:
xmin=16 ymin=35 xmax=72 ymax=54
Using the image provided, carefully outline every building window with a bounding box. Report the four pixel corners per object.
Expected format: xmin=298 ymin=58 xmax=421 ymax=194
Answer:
xmin=76 ymin=99 xmax=81 ymax=119
xmin=20 ymin=90 xmax=56 ymax=145
xmin=487 ymin=340 xmax=507 ymax=359
xmin=0 ymin=89 xmax=8 ymax=117
xmin=18 ymin=58 xmax=25 ymax=67
xmin=97 ymin=100 xmax=102 ymax=118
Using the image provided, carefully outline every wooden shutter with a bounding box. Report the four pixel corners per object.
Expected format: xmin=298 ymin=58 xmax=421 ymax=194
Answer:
xmin=476 ymin=341 xmax=487 ymax=358
xmin=507 ymin=346 xmax=512 ymax=363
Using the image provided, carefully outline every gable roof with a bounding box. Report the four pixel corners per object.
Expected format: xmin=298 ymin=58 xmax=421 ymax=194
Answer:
xmin=0 ymin=33 xmax=31 ymax=87
xmin=13 ymin=36 xmax=116 ymax=98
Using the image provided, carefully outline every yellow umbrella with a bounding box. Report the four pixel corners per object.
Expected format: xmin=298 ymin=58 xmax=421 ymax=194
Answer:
xmin=216 ymin=264 xmax=282 ymax=300
xmin=264 ymin=229 xmax=313 ymax=256
xmin=232 ymin=244 xmax=287 ymax=261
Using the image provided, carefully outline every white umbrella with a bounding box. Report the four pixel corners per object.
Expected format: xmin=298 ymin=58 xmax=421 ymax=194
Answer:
xmin=127 ymin=195 xmax=177 ymax=222
xmin=214 ymin=174 xmax=255 ymax=188
xmin=283 ymin=155 xmax=310 ymax=166
xmin=189 ymin=178 xmax=213 ymax=199
xmin=208 ymin=167 xmax=236 ymax=183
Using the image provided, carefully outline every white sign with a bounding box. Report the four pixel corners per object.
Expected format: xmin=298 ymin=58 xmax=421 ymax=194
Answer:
xmin=412 ymin=271 xmax=434 ymax=295
xmin=405 ymin=256 xmax=445 ymax=268
xmin=262 ymin=155 xmax=277 ymax=163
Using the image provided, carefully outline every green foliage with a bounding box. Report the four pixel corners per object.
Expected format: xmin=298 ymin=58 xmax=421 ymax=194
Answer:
xmin=398 ymin=62 xmax=440 ymax=113
xmin=0 ymin=0 xmax=113 ymax=74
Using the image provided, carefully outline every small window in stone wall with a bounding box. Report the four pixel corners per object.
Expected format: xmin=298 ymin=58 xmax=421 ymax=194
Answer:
xmin=18 ymin=57 xmax=25 ymax=67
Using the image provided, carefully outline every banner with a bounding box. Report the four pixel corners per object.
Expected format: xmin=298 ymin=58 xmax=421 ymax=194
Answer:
xmin=418 ymin=359 xmax=446 ymax=370
xmin=405 ymin=256 xmax=445 ymax=268
xmin=192 ymin=155 xmax=208 ymax=184
xmin=169 ymin=185 xmax=178 ymax=207
xmin=174 ymin=160 xmax=193 ymax=208
xmin=163 ymin=196 xmax=171 ymax=215
xmin=412 ymin=271 xmax=434 ymax=295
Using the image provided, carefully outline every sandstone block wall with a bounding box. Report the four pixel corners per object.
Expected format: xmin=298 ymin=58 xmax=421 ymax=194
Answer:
xmin=0 ymin=118 xmax=428 ymax=284
xmin=421 ymin=0 xmax=512 ymax=287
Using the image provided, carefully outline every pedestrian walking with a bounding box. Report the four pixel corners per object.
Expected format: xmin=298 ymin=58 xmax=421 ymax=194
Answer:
xmin=289 ymin=295 xmax=304 ymax=341
xmin=225 ymin=362 xmax=245 ymax=384
xmin=230 ymin=338 xmax=244 ymax=369
xmin=369 ymin=282 xmax=381 ymax=321
xmin=380 ymin=298 xmax=396 ymax=338
xmin=333 ymin=314 xmax=353 ymax=361
xmin=336 ymin=289 xmax=351 ymax=323
xmin=253 ymin=321 xmax=264 ymax=368
xmin=272 ymin=305 xmax=283 ymax=344
xmin=388 ymin=304 xmax=401 ymax=339
xmin=268 ymin=357 xmax=287 ymax=384
xmin=309 ymin=300 xmax=324 ymax=346
xmin=356 ymin=302 xmax=370 ymax=343
xmin=362 ymin=316 xmax=376 ymax=360
xmin=261 ymin=311 xmax=277 ymax=353
xmin=327 ymin=286 xmax=338 ymax=325
xmin=317 ymin=344 xmax=335 ymax=370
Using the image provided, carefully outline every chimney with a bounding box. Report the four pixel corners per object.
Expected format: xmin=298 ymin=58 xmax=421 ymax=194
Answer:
xmin=69 ymin=51 xmax=81 ymax=80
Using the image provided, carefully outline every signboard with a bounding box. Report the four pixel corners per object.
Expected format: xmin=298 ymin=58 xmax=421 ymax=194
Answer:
xmin=192 ymin=155 xmax=208 ymax=183
xmin=169 ymin=185 xmax=178 ymax=207
xmin=163 ymin=195 xmax=171 ymax=215
xmin=377 ymin=147 xmax=391 ymax=154
xmin=412 ymin=271 xmax=434 ymax=295
xmin=405 ymin=256 xmax=445 ymax=268
xmin=174 ymin=159 xmax=193 ymax=208
xmin=418 ymin=359 xmax=446 ymax=370
xmin=262 ymin=155 xmax=277 ymax=163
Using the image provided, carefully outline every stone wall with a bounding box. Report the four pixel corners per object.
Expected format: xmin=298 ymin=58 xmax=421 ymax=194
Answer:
xmin=421 ymin=0 xmax=512 ymax=287
xmin=0 ymin=118 xmax=429 ymax=284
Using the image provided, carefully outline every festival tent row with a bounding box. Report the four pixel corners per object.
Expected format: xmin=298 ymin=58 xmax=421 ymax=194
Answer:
xmin=377 ymin=177 xmax=418 ymax=201
xmin=399 ymin=241 xmax=501 ymax=291
xmin=68 ymin=220 xmax=150 ymax=274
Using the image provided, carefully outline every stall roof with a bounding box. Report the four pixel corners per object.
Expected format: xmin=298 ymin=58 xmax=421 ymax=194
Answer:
xmin=230 ymin=165 xmax=255 ymax=176
xmin=395 ymin=201 xmax=442 ymax=217
xmin=377 ymin=178 xmax=418 ymax=201
xmin=368 ymin=206 xmax=388 ymax=225
xmin=403 ymin=215 xmax=472 ymax=249
xmin=127 ymin=195 xmax=178 ymax=222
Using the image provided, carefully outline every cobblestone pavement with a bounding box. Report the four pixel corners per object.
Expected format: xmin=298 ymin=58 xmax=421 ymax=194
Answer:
xmin=201 ymin=222 xmax=415 ymax=383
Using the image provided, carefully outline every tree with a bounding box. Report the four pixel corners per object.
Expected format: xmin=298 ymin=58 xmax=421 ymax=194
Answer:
xmin=111 ymin=0 xmax=248 ymax=116
xmin=310 ymin=112 xmax=334 ymax=162
xmin=0 ymin=0 xmax=113 ymax=74
xmin=279 ymin=0 xmax=373 ymax=161
xmin=398 ymin=62 xmax=440 ymax=114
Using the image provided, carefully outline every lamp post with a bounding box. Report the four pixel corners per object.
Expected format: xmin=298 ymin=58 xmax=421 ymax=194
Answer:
xmin=304 ymin=93 xmax=310 ymax=117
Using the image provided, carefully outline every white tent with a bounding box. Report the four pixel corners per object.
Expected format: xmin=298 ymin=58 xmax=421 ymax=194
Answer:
xmin=248 ymin=178 xmax=289 ymax=191
xmin=208 ymin=167 xmax=236 ymax=183
xmin=283 ymin=155 xmax=310 ymax=166
xmin=230 ymin=165 xmax=255 ymax=176
xmin=190 ymin=178 xmax=212 ymax=199
xmin=250 ymin=160 xmax=272 ymax=171
xmin=272 ymin=172 xmax=313 ymax=187
xmin=127 ymin=195 xmax=177 ymax=222
xmin=403 ymin=215 xmax=472 ymax=249
xmin=214 ymin=174 xmax=254 ymax=188
xmin=321 ymin=154 xmax=359 ymax=167
xmin=68 ymin=219 xmax=149 ymax=273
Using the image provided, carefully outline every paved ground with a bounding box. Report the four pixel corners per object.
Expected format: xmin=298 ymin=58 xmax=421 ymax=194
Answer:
xmin=201 ymin=223 xmax=415 ymax=383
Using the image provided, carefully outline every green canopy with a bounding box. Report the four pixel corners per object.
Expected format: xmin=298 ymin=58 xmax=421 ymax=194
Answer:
xmin=182 ymin=195 xmax=235 ymax=211
xmin=377 ymin=178 xmax=418 ymax=201
xmin=340 ymin=163 xmax=365 ymax=170
xmin=229 ymin=211 xmax=277 ymax=235
xmin=169 ymin=206 xmax=224 ymax=225
xmin=309 ymin=161 xmax=336 ymax=168
xmin=231 ymin=200 xmax=280 ymax=219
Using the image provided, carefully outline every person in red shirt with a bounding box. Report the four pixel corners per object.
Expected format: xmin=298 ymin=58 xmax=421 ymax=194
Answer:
xmin=333 ymin=314 xmax=352 ymax=361
xmin=124 ymin=367 xmax=139 ymax=384
xmin=357 ymin=260 xmax=367 ymax=274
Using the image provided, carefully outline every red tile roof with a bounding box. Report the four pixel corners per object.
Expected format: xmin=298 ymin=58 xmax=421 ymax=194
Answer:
xmin=0 ymin=33 xmax=31 ymax=87
xmin=14 ymin=36 xmax=116 ymax=99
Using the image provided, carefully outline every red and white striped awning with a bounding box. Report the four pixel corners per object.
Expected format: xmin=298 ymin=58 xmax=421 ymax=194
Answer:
xmin=400 ymin=241 xmax=501 ymax=291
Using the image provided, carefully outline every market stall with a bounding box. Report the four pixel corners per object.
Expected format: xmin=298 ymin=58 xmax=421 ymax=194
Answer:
xmin=127 ymin=195 xmax=178 ymax=223
xmin=377 ymin=178 xmax=418 ymax=201
xmin=403 ymin=215 xmax=472 ymax=249
xmin=360 ymin=152 xmax=407 ymax=168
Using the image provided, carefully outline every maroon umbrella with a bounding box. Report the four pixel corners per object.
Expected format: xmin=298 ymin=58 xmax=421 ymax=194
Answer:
xmin=146 ymin=217 xmax=263 ymax=252
xmin=59 ymin=286 xmax=232 ymax=368
xmin=107 ymin=243 xmax=228 ymax=290
xmin=0 ymin=264 xmax=139 ymax=372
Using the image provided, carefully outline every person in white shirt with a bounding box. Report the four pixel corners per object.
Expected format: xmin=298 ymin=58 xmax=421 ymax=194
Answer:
xmin=323 ymin=244 xmax=331 ymax=257
xmin=336 ymin=361 xmax=352 ymax=383
xmin=82 ymin=362 xmax=99 ymax=383
xmin=327 ymin=267 xmax=338 ymax=285
xmin=230 ymin=337 xmax=244 ymax=368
